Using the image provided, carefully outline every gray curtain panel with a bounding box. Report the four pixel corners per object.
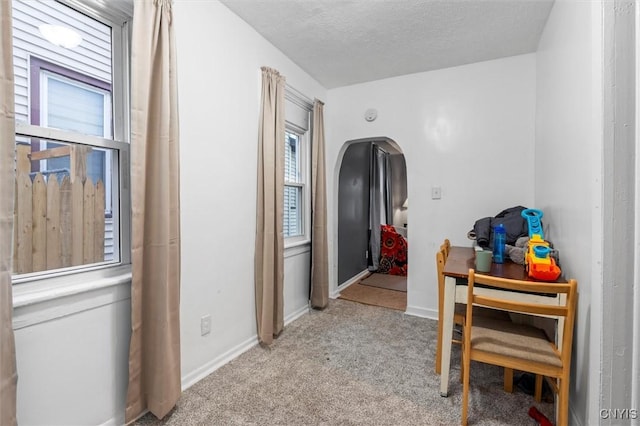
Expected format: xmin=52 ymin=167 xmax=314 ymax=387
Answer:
xmin=0 ymin=2 xmax=17 ymax=424
xmin=126 ymin=0 xmax=182 ymax=421
xmin=310 ymin=100 xmax=328 ymax=309
xmin=255 ymin=66 xmax=285 ymax=345
xmin=368 ymin=144 xmax=390 ymax=271
xmin=384 ymin=153 xmax=393 ymax=223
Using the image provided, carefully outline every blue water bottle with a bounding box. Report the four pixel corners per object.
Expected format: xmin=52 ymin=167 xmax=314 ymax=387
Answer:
xmin=493 ymin=224 xmax=506 ymax=264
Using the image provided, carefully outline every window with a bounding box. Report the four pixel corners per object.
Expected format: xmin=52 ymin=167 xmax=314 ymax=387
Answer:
xmin=283 ymin=87 xmax=312 ymax=244
xmin=284 ymin=130 xmax=303 ymax=237
xmin=11 ymin=0 xmax=131 ymax=279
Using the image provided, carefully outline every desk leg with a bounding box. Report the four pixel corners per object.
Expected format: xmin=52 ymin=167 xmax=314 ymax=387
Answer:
xmin=440 ymin=275 xmax=456 ymax=397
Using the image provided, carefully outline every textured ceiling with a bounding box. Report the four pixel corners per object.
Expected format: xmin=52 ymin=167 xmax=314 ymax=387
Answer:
xmin=220 ymin=0 xmax=554 ymax=89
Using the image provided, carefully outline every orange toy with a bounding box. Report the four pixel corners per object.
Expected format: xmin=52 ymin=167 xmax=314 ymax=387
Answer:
xmin=521 ymin=209 xmax=561 ymax=281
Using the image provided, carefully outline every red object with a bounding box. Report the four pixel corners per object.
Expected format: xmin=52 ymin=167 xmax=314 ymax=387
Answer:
xmin=378 ymin=225 xmax=408 ymax=276
xmin=528 ymin=258 xmax=562 ymax=281
xmin=528 ymin=406 xmax=553 ymax=426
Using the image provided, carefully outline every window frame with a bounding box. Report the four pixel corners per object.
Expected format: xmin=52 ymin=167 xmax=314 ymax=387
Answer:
xmin=283 ymin=86 xmax=313 ymax=249
xmin=11 ymin=0 xmax=132 ymax=286
xmin=284 ymin=126 xmax=307 ymax=242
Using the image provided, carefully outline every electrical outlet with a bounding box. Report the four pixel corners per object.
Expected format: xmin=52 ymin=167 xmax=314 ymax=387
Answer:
xmin=200 ymin=314 xmax=211 ymax=336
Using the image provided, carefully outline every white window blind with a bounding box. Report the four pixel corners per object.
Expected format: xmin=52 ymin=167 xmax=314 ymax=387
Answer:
xmin=284 ymin=131 xmax=302 ymax=237
xmin=46 ymin=75 xmax=110 ymax=137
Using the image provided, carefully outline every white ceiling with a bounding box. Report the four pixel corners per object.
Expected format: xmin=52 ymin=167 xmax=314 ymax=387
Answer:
xmin=220 ymin=0 xmax=554 ymax=89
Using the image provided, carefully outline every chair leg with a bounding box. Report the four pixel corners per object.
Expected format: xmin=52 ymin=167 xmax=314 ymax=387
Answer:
xmin=436 ymin=280 xmax=444 ymax=374
xmin=461 ymin=351 xmax=470 ymax=426
xmin=458 ymin=318 xmax=465 ymax=383
xmin=503 ymin=368 xmax=513 ymax=393
xmin=534 ymin=374 xmax=543 ymax=403
xmin=436 ymin=318 xmax=443 ymax=374
xmin=558 ymin=376 xmax=570 ymax=426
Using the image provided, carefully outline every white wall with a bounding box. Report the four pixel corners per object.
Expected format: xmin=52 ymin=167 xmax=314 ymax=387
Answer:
xmin=173 ymin=0 xmax=326 ymax=388
xmin=13 ymin=271 xmax=131 ymax=426
xmin=326 ymin=54 xmax=536 ymax=316
xmin=534 ymin=1 xmax=603 ymax=424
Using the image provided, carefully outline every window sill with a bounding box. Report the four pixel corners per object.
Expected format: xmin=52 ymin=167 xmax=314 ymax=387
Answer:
xmin=12 ymin=264 xmax=132 ymax=330
xmin=284 ymin=239 xmax=311 ymax=258
xmin=285 ymin=237 xmax=310 ymax=248
xmin=13 ymin=264 xmax=132 ymax=309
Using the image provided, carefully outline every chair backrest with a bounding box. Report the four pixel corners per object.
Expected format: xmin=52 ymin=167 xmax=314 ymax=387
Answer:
xmin=466 ymin=269 xmax=578 ymax=365
xmin=436 ymin=244 xmax=448 ymax=288
xmin=441 ymin=239 xmax=451 ymax=258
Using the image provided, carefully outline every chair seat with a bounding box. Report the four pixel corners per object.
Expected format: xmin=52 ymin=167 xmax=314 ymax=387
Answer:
xmin=471 ymin=318 xmax=562 ymax=367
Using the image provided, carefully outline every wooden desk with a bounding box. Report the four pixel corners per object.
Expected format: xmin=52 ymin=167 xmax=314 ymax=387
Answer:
xmin=439 ymin=246 xmax=566 ymax=397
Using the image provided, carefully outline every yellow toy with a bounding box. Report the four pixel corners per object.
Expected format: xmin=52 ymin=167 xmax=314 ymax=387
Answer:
xmin=521 ymin=209 xmax=561 ymax=281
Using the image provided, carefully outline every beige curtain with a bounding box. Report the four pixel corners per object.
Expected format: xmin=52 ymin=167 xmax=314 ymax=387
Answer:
xmin=126 ymin=0 xmax=181 ymax=422
xmin=255 ymin=67 xmax=285 ymax=345
xmin=0 ymin=2 xmax=17 ymax=425
xmin=310 ymin=100 xmax=329 ymax=309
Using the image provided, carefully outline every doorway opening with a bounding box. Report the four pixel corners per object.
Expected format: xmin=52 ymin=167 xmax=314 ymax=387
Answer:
xmin=336 ymin=137 xmax=408 ymax=311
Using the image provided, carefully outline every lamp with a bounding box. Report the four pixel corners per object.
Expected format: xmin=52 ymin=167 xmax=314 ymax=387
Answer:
xmin=39 ymin=24 xmax=83 ymax=49
xmin=399 ymin=198 xmax=408 ymax=227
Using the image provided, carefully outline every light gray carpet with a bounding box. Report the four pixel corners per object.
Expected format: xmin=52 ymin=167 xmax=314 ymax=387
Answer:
xmin=135 ymin=299 xmax=553 ymax=425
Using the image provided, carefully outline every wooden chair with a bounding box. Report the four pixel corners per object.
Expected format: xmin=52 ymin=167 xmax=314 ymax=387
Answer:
xmin=435 ymin=240 xmax=463 ymax=374
xmin=441 ymin=238 xmax=451 ymax=258
xmin=461 ymin=270 xmax=577 ymax=426
xmin=434 ymin=240 xmax=510 ymax=376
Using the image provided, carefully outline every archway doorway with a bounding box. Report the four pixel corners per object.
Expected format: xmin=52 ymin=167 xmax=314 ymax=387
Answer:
xmin=336 ymin=137 xmax=408 ymax=311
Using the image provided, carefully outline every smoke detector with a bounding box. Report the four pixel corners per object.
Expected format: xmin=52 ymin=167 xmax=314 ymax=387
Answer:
xmin=364 ymin=109 xmax=377 ymax=122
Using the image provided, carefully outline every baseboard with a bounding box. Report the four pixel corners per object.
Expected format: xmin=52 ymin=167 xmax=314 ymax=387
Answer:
xmin=331 ymin=269 xmax=370 ymax=299
xmin=99 ymin=416 xmax=123 ymax=426
xmin=181 ymin=305 xmax=309 ymax=392
xmin=181 ymin=335 xmax=259 ymax=391
xmin=285 ymin=304 xmax=309 ymax=325
xmin=405 ymin=304 xmax=437 ymax=321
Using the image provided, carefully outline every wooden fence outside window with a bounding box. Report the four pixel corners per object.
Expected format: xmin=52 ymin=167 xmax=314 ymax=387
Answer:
xmin=13 ymin=142 xmax=106 ymax=274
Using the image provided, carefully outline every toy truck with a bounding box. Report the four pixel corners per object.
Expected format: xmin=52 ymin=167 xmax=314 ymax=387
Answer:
xmin=521 ymin=208 xmax=561 ymax=281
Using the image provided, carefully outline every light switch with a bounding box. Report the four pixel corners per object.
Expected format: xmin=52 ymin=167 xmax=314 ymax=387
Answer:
xmin=431 ymin=186 xmax=442 ymax=199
